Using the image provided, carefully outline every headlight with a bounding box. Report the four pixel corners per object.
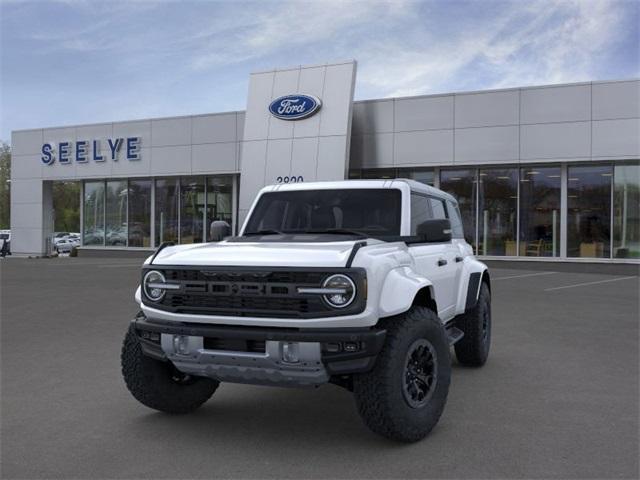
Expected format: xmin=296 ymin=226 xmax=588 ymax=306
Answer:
xmin=322 ymin=274 xmax=356 ymax=308
xmin=143 ymin=270 xmax=166 ymax=302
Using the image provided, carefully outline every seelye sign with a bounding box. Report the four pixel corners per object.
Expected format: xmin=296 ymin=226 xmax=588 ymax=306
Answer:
xmin=268 ymin=94 xmax=321 ymax=120
xmin=41 ymin=137 xmax=141 ymax=165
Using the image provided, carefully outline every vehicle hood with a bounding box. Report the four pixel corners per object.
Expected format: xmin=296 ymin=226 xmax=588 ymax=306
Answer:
xmin=149 ymin=240 xmax=379 ymax=268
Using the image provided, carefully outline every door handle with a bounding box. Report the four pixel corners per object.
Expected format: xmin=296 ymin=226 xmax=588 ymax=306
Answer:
xmin=437 ymin=259 xmax=447 ymax=267
xmin=455 ymin=256 xmax=463 ymax=263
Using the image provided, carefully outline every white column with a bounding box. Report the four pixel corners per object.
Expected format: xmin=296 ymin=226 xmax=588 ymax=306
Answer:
xmin=560 ymin=163 xmax=568 ymax=258
xmin=552 ymin=209 xmax=558 ymax=257
xmin=482 ymin=209 xmax=488 ymax=255
xmin=150 ymin=179 xmax=156 ymax=248
xmin=232 ymin=174 xmax=239 ymax=235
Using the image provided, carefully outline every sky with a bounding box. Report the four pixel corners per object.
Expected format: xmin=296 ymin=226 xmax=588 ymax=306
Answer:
xmin=1 ymin=0 xmax=638 ymax=142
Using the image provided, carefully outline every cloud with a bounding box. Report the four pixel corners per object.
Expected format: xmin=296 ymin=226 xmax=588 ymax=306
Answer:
xmin=1 ymin=0 xmax=638 ymax=140
xmin=181 ymin=0 xmax=637 ymax=98
xmin=187 ymin=1 xmax=412 ymax=71
xmin=354 ymin=0 xmax=636 ymax=98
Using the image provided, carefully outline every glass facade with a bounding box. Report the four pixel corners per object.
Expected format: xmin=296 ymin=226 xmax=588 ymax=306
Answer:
xmin=350 ymin=168 xmax=435 ymax=186
xmin=519 ymin=166 xmax=561 ymax=257
xmin=155 ymin=178 xmax=180 ymax=245
xmin=358 ymin=162 xmax=639 ymax=260
xmin=105 ymin=180 xmax=127 ymax=246
xmin=128 ymin=180 xmax=152 ymax=247
xmin=206 ymin=176 xmax=234 ymax=241
xmin=440 ymin=169 xmax=477 ymax=249
xmin=401 ymin=168 xmax=435 ymax=186
xmin=179 ymin=177 xmax=205 ymax=244
xmin=613 ymin=163 xmax=640 ymax=259
xmin=75 ymin=164 xmax=638 ymax=261
xmin=83 ymin=181 xmax=105 ymax=246
xmin=82 ymin=175 xmax=236 ymax=248
xmin=567 ymin=165 xmax=612 ymax=258
xmin=478 ymin=168 xmax=518 ymax=256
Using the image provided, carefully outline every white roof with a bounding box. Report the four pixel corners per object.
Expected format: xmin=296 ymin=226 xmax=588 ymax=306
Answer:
xmin=261 ymin=179 xmax=457 ymax=204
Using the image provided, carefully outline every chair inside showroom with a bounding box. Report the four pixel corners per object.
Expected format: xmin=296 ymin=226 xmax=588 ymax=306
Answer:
xmin=526 ymin=238 xmax=544 ymax=256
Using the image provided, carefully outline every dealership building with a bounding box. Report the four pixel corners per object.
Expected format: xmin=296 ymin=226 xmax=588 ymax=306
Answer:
xmin=10 ymin=60 xmax=640 ymax=262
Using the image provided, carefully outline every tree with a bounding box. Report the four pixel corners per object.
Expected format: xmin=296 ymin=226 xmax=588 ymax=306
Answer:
xmin=0 ymin=142 xmax=10 ymax=229
xmin=53 ymin=181 xmax=80 ymax=232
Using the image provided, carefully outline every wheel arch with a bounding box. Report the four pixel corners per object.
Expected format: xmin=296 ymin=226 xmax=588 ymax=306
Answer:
xmin=481 ymin=269 xmax=491 ymax=292
xmin=456 ymin=259 xmax=490 ymax=314
xmin=411 ymin=285 xmax=438 ymax=314
xmin=378 ymin=267 xmax=437 ymax=318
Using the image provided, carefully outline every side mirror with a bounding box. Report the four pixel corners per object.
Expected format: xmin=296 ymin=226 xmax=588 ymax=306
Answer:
xmin=416 ymin=219 xmax=452 ymax=243
xmin=209 ymin=220 xmax=231 ymax=242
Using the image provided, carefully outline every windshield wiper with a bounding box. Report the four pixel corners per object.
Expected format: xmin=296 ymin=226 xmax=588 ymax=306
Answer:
xmin=243 ymin=229 xmax=285 ymax=236
xmin=302 ymin=228 xmax=369 ymax=238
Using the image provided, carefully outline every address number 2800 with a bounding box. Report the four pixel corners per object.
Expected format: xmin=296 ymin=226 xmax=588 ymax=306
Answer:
xmin=276 ymin=176 xmax=304 ymax=183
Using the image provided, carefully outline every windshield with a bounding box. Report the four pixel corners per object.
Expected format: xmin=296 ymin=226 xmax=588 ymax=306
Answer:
xmin=244 ymin=189 xmax=401 ymax=238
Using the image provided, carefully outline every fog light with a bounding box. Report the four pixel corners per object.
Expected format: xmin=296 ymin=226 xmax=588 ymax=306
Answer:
xmin=173 ymin=335 xmax=189 ymax=355
xmin=343 ymin=342 xmax=359 ymax=352
xmin=282 ymin=342 xmax=300 ymax=363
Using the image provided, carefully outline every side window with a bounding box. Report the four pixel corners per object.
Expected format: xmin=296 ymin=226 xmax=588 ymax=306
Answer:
xmin=429 ymin=198 xmax=447 ymax=219
xmin=446 ymin=200 xmax=465 ymax=238
xmin=410 ymin=194 xmax=432 ymax=234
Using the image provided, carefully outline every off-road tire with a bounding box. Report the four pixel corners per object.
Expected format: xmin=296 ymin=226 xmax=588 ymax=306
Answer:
xmin=353 ymin=306 xmax=451 ymax=442
xmin=454 ymin=282 xmax=491 ymax=366
xmin=121 ymin=325 xmax=219 ymax=414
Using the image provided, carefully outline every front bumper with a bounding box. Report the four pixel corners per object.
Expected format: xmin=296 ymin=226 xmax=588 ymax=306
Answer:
xmin=132 ymin=313 xmax=386 ymax=387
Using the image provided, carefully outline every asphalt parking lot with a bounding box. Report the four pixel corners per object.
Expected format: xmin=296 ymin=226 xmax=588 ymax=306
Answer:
xmin=1 ymin=258 xmax=638 ymax=479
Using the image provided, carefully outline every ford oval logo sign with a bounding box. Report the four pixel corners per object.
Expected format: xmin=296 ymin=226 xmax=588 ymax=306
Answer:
xmin=269 ymin=94 xmax=322 ymax=120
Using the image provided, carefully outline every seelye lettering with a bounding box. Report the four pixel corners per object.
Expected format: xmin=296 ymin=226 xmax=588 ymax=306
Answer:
xmin=41 ymin=137 xmax=141 ymax=165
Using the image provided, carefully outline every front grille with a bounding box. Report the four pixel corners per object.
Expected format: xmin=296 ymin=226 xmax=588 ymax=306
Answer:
xmin=144 ymin=267 xmax=366 ymax=319
xmin=203 ymin=337 xmax=266 ymax=353
xmin=167 ymin=293 xmax=319 ymax=316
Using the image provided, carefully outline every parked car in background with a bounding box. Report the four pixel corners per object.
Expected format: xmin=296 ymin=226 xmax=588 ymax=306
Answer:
xmin=106 ymin=227 xmax=127 ymax=246
xmin=55 ymin=237 xmax=80 ymax=254
xmin=0 ymin=230 xmax=10 ymax=256
xmin=52 ymin=232 xmax=70 ymax=246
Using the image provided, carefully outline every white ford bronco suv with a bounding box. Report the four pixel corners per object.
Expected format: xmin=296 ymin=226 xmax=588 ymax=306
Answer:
xmin=122 ymin=180 xmax=491 ymax=442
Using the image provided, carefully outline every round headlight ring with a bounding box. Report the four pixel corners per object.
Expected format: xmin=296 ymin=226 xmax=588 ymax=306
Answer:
xmin=322 ymin=274 xmax=356 ymax=308
xmin=143 ymin=270 xmax=166 ymax=302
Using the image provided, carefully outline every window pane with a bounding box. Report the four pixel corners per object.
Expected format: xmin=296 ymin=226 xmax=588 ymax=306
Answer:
xmin=105 ymin=180 xmax=127 ymax=246
xmin=568 ymin=165 xmax=612 ymax=258
xmin=446 ymin=200 xmax=465 ymax=239
xmin=479 ymin=168 xmax=518 ymax=256
xmin=440 ymin=169 xmax=477 ymax=250
xmin=245 ymin=189 xmax=402 ymax=237
xmin=401 ymin=168 xmax=434 ymax=186
xmin=128 ymin=180 xmax=151 ymax=247
xmin=206 ymin=176 xmax=234 ymax=240
xmin=430 ymin=198 xmax=447 ymax=219
xmin=613 ymin=163 xmax=639 ymax=258
xmin=155 ymin=178 xmax=179 ymax=244
xmin=360 ymin=168 xmax=396 ymax=179
xmin=519 ymin=167 xmax=561 ymax=257
xmin=83 ymin=181 xmax=105 ymax=246
xmin=180 ymin=177 xmax=205 ymax=244
xmin=410 ymin=194 xmax=431 ymax=234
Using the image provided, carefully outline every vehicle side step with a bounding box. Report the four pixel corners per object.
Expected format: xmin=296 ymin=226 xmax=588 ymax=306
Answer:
xmin=446 ymin=326 xmax=464 ymax=346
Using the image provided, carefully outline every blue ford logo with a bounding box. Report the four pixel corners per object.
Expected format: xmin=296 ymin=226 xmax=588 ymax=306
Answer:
xmin=269 ymin=94 xmax=322 ymax=120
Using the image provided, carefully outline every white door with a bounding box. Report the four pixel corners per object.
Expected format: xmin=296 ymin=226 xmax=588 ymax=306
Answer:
xmin=408 ymin=194 xmax=459 ymax=320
